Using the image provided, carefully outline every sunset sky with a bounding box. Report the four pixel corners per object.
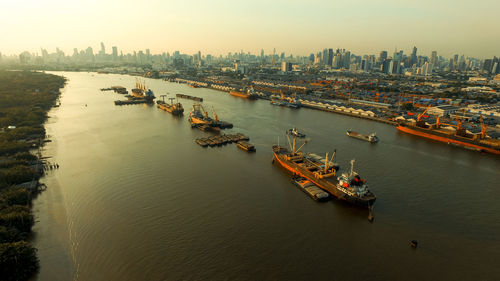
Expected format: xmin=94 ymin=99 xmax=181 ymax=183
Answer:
xmin=1 ymin=0 xmax=499 ymax=58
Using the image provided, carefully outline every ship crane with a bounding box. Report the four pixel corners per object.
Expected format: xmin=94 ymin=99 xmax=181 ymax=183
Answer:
xmin=159 ymin=94 xmax=167 ymax=103
xmin=198 ymin=104 xmax=209 ymax=119
xmin=416 ymin=105 xmax=431 ymax=126
xmin=480 ymin=116 xmax=487 ymax=139
xmin=212 ymin=106 xmax=219 ymax=122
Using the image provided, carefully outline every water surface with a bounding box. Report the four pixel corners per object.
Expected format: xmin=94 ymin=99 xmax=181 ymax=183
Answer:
xmin=33 ymin=72 xmax=500 ymax=281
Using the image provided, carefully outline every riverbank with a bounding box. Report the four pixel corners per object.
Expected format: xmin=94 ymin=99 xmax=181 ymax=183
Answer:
xmin=0 ymin=70 xmax=66 ymax=280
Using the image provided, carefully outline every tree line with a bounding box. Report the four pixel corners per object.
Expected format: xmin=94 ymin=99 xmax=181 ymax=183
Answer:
xmin=0 ymin=70 xmax=65 ymax=281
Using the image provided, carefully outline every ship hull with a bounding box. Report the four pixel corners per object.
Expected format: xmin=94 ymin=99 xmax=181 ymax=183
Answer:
xmin=189 ymin=115 xmax=213 ymax=125
xmin=230 ymin=91 xmax=257 ymax=99
xmin=397 ymin=125 xmax=500 ymax=155
xmin=273 ymin=147 xmax=375 ymax=208
xmin=158 ymin=104 xmax=184 ymax=116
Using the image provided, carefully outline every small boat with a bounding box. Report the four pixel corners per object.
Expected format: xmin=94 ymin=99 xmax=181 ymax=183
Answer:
xmin=346 ymin=130 xmax=378 ymax=143
xmin=237 ymin=141 xmax=256 ymax=152
xmin=288 ymin=128 xmax=305 ymax=138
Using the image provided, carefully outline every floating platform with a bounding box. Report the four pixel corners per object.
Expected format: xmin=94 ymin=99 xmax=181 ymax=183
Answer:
xmin=176 ymin=93 xmax=203 ymax=102
xmin=114 ymin=100 xmax=149 ymax=105
xmin=237 ymin=141 xmax=255 ymax=152
xmin=195 ymin=133 xmax=251 ymax=149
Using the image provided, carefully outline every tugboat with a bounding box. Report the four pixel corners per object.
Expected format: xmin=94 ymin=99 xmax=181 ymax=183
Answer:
xmin=346 ymin=130 xmax=378 ymax=143
xmin=272 ymin=133 xmax=376 ymax=208
xmin=288 ymin=128 xmax=306 ymax=138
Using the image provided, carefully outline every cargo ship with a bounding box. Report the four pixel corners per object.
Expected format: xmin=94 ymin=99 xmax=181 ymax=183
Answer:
xmin=157 ymin=97 xmax=184 ymax=116
xmin=270 ymin=93 xmax=301 ymax=108
xmin=131 ymin=79 xmax=155 ymax=103
xmin=189 ymin=103 xmax=214 ymax=125
xmin=397 ymin=107 xmax=500 ymax=155
xmin=229 ymin=88 xmax=258 ymax=99
xmin=346 ymin=130 xmax=378 ymax=143
xmin=272 ymin=135 xmax=376 ymax=208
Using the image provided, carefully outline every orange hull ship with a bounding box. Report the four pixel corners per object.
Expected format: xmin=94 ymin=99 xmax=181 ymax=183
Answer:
xmin=229 ymin=90 xmax=258 ymax=99
xmin=272 ymin=134 xmax=376 ymax=208
xmin=397 ymin=106 xmax=500 ymax=155
xmin=397 ymin=125 xmax=500 ymax=155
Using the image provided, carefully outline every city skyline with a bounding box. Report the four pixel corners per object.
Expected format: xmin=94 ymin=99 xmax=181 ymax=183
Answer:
xmin=1 ymin=0 xmax=499 ymax=58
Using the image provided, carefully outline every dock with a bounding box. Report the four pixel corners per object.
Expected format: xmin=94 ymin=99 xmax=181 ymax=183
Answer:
xmin=176 ymin=93 xmax=203 ymax=102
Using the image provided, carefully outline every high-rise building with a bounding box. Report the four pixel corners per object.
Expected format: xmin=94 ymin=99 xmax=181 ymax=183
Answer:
xmin=281 ymin=61 xmax=292 ymax=72
xmin=379 ymin=51 xmax=388 ymax=63
xmin=322 ymin=49 xmax=328 ymax=65
xmin=422 ymin=62 xmax=432 ymax=76
xmin=410 ymin=46 xmax=417 ymax=66
xmin=382 ymin=59 xmax=393 ymax=74
xmin=100 ymin=42 xmax=105 ymax=55
xmin=327 ymin=48 xmax=333 ymax=66
xmin=431 ymin=51 xmax=438 ymax=65
xmin=483 ymin=59 xmax=493 ymax=73
xmin=112 ymin=46 xmax=118 ymax=60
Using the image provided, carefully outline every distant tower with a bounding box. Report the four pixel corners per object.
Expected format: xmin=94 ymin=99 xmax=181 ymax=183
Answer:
xmin=100 ymin=42 xmax=105 ymax=55
xmin=410 ymin=46 xmax=417 ymax=66
xmin=112 ymin=46 xmax=118 ymax=60
xmin=272 ymin=48 xmax=276 ymax=66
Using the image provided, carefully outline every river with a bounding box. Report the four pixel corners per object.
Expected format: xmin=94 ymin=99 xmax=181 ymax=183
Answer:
xmin=32 ymin=72 xmax=500 ymax=281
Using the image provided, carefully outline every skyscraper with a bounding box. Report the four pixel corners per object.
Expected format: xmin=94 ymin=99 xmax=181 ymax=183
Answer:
xmin=431 ymin=51 xmax=438 ymax=65
xmin=100 ymin=42 xmax=105 ymax=55
xmin=379 ymin=51 xmax=388 ymax=63
xmin=410 ymin=46 xmax=417 ymax=66
xmin=112 ymin=46 xmax=118 ymax=60
xmin=327 ymin=49 xmax=333 ymax=66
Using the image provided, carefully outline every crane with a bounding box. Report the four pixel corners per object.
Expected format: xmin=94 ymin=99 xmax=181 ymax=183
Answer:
xmin=480 ymin=115 xmax=487 ymax=139
xmin=416 ymin=105 xmax=431 ymax=127
xmin=417 ymin=105 xmax=431 ymax=122
xmin=212 ymin=106 xmax=219 ymax=122
xmin=159 ymin=94 xmax=167 ymax=103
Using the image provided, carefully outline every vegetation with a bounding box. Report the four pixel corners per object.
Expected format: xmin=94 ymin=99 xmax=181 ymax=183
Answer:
xmin=0 ymin=70 xmax=65 ymax=280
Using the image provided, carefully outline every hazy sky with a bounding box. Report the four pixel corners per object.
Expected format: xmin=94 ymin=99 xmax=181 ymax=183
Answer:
xmin=1 ymin=0 xmax=499 ymax=58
